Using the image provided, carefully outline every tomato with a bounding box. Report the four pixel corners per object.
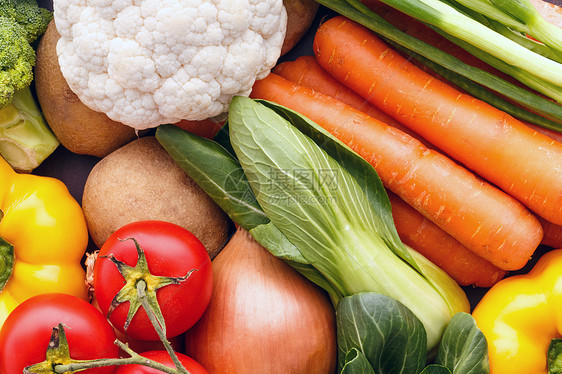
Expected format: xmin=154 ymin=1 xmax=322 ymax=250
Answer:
xmin=0 ymin=293 xmax=119 ymax=374
xmin=94 ymin=220 xmax=213 ymax=341
xmin=114 ymin=350 xmax=209 ymax=374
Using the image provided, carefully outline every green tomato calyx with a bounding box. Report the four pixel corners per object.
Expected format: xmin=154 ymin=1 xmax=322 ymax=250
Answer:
xmin=102 ymin=237 xmax=197 ymax=331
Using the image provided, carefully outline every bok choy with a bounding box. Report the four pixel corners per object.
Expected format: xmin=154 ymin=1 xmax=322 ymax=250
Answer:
xmin=156 ymin=97 xmax=469 ymax=351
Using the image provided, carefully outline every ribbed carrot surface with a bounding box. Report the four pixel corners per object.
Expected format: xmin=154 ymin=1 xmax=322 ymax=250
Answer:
xmin=275 ymin=55 xmax=506 ymax=285
xmin=251 ymin=73 xmax=543 ymax=270
xmin=313 ymin=16 xmax=562 ymax=225
xmin=274 ymin=55 xmax=434 ymax=148
xmin=388 ymin=191 xmax=506 ymax=287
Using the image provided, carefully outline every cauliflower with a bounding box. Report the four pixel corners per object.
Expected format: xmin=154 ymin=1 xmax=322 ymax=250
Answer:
xmin=53 ymin=0 xmax=287 ymax=130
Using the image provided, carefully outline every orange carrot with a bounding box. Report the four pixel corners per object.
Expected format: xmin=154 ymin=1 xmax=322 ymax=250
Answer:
xmin=361 ymin=0 xmax=562 ymax=137
xmin=387 ymin=191 xmax=506 ymax=287
xmin=274 ymin=55 xmax=433 ymax=148
xmin=313 ymin=16 xmax=562 ymax=225
xmin=537 ymin=216 xmax=562 ymax=248
xmin=251 ymin=73 xmax=543 ymax=271
xmin=274 ymin=57 xmax=506 ymax=284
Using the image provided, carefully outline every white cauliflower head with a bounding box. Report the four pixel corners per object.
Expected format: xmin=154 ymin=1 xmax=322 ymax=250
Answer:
xmin=54 ymin=0 xmax=287 ymax=130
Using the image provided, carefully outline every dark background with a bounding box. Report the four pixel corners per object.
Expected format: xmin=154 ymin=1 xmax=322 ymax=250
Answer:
xmin=33 ymin=0 xmax=559 ymax=309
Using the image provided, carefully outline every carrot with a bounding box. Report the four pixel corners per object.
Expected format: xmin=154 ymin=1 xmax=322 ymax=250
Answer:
xmin=524 ymin=121 xmax=562 ymax=144
xmin=313 ymin=16 xmax=562 ymax=225
xmin=274 ymin=55 xmax=433 ymax=148
xmin=537 ymin=215 xmax=562 ymax=248
xmin=387 ymin=191 xmax=506 ymax=287
xmin=361 ymin=0 xmax=562 ymax=137
xmin=251 ymin=73 xmax=543 ymax=271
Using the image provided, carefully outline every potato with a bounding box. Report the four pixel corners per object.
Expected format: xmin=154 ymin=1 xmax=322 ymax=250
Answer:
xmin=35 ymin=20 xmax=137 ymax=158
xmin=82 ymin=137 xmax=230 ymax=258
xmin=282 ymin=0 xmax=319 ymax=55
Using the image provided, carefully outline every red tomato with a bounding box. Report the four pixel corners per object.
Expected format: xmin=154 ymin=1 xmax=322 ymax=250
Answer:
xmin=0 ymin=293 xmax=119 ymax=374
xmin=114 ymin=350 xmax=209 ymax=374
xmin=94 ymin=220 xmax=213 ymax=341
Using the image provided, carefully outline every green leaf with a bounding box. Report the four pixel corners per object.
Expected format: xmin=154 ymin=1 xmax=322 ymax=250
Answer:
xmin=256 ymin=99 xmax=420 ymax=272
xmin=156 ymin=124 xmax=269 ymax=231
xmin=336 ymin=292 xmax=426 ymax=374
xmin=156 ymin=124 xmax=343 ymax=302
xmin=435 ymin=312 xmax=489 ymax=374
xmin=548 ymin=338 xmax=562 ymax=374
xmin=250 ymin=222 xmax=343 ymax=303
xmin=420 ymin=365 xmax=453 ymax=374
xmin=229 ymin=96 xmax=400 ymax=295
xmin=340 ymin=349 xmax=376 ymax=374
xmin=228 ymin=96 xmax=466 ymax=351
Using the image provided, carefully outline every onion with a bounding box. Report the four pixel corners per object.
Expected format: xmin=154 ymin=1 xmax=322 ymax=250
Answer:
xmin=184 ymin=227 xmax=337 ymax=373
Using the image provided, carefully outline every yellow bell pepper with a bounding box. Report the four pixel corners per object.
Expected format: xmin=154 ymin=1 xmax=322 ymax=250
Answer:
xmin=472 ymin=248 xmax=562 ymax=374
xmin=0 ymin=156 xmax=88 ymax=327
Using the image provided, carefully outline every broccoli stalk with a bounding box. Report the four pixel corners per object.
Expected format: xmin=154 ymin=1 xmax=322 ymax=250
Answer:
xmin=0 ymin=86 xmax=59 ymax=172
xmin=0 ymin=0 xmax=58 ymax=172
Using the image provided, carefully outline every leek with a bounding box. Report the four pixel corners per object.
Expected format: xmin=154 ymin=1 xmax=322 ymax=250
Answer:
xmin=377 ymin=0 xmax=562 ymax=88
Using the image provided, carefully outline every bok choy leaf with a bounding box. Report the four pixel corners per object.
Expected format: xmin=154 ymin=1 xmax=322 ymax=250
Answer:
xmin=156 ymin=124 xmax=343 ymax=301
xmin=336 ymin=292 xmax=427 ymax=374
xmin=227 ymin=96 xmax=469 ymax=350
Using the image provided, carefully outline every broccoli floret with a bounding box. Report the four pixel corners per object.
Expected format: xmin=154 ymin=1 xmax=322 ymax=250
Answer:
xmin=0 ymin=1 xmax=58 ymax=172
xmin=0 ymin=0 xmax=52 ymax=43
xmin=0 ymin=17 xmax=35 ymax=108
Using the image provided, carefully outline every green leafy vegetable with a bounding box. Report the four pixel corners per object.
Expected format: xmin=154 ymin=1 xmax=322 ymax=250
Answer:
xmin=156 ymin=125 xmax=268 ymax=231
xmin=420 ymin=365 xmax=453 ymax=374
xmin=156 ymin=125 xmax=342 ymax=302
xmin=336 ymin=292 xmax=488 ymax=374
xmin=434 ymin=313 xmax=489 ymax=374
xmin=227 ymin=96 xmax=468 ymax=350
xmin=159 ymin=97 xmax=470 ymax=352
xmin=336 ymin=292 xmax=426 ymax=374
xmin=340 ymin=349 xmax=376 ymax=374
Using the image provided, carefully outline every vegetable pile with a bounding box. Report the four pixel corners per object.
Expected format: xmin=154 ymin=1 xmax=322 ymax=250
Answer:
xmin=0 ymin=0 xmax=561 ymax=373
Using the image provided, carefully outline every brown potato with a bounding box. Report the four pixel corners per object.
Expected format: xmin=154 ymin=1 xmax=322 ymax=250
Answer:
xmin=282 ymin=0 xmax=319 ymax=55
xmin=82 ymin=137 xmax=231 ymax=258
xmin=35 ymin=20 xmax=137 ymax=158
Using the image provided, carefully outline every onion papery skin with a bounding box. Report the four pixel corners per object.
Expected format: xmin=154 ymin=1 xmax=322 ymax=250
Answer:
xmin=184 ymin=227 xmax=337 ymax=373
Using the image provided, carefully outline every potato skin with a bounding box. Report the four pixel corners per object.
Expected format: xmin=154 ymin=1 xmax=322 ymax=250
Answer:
xmin=282 ymin=0 xmax=319 ymax=55
xmin=82 ymin=137 xmax=230 ymax=258
xmin=35 ymin=20 xmax=137 ymax=158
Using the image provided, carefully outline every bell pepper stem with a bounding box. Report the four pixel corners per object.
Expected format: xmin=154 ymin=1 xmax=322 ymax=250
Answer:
xmin=136 ymin=280 xmax=190 ymax=374
xmin=549 ymin=338 xmax=562 ymax=373
xmin=0 ymin=210 xmax=14 ymax=293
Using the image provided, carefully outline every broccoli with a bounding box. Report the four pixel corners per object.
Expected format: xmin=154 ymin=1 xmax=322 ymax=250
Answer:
xmin=0 ymin=17 xmax=35 ymax=108
xmin=0 ymin=0 xmax=58 ymax=173
xmin=0 ymin=0 xmax=52 ymax=43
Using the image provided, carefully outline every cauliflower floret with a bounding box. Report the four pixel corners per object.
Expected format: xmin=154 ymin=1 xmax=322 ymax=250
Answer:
xmin=53 ymin=0 xmax=287 ymax=130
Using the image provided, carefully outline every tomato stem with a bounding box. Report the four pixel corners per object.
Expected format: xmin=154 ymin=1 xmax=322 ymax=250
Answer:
xmin=51 ymin=339 xmax=179 ymax=374
xmin=25 ymin=325 xmax=182 ymax=374
xmin=136 ymin=280 xmax=190 ymax=374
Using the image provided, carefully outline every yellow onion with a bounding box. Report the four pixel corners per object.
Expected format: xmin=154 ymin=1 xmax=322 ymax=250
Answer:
xmin=184 ymin=227 xmax=337 ymax=373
